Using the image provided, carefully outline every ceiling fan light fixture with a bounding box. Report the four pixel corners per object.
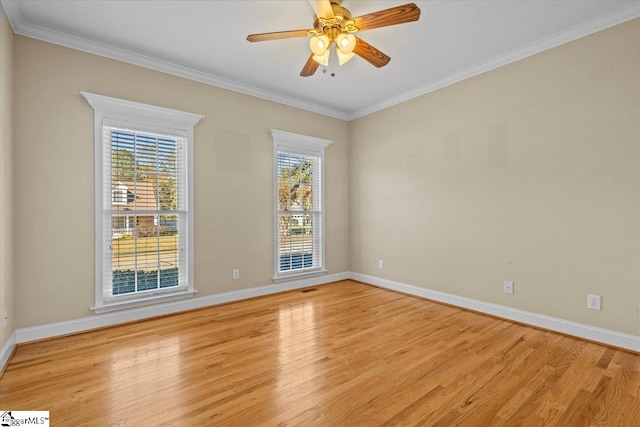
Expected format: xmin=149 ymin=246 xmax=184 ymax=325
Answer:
xmin=310 ymin=35 xmax=331 ymax=56
xmin=336 ymin=33 xmax=356 ymax=54
xmin=337 ymin=50 xmax=355 ymax=65
xmin=312 ymin=51 xmax=330 ymax=66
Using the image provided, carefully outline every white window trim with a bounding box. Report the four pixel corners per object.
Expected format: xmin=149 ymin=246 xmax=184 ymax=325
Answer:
xmin=82 ymin=92 xmax=203 ymax=313
xmin=271 ymin=129 xmax=332 ymax=283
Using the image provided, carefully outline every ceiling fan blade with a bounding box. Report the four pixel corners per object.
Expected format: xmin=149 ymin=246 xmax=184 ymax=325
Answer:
xmin=247 ymin=29 xmax=310 ymax=42
xmin=300 ymin=53 xmax=320 ymax=77
xmin=353 ymin=37 xmax=391 ymax=68
xmin=353 ymin=3 xmax=420 ymax=32
xmin=307 ymin=0 xmax=334 ymax=19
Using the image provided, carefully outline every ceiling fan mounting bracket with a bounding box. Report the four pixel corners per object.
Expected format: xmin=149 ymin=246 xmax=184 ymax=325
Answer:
xmin=310 ymin=1 xmax=359 ymax=38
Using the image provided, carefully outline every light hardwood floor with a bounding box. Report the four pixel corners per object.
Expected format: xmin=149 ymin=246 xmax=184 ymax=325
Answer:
xmin=1 ymin=280 xmax=639 ymax=426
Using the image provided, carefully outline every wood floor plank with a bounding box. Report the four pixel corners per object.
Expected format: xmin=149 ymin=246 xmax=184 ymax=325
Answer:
xmin=1 ymin=280 xmax=638 ymax=426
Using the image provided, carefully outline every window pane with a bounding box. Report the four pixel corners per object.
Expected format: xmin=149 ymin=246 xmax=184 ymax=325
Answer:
xmin=277 ymin=151 xmax=319 ymax=273
xmin=158 ymin=137 xmax=178 ymax=210
xmin=111 ymin=214 xmax=181 ymax=296
xmin=109 ymin=128 xmax=182 ymax=297
xmin=158 ymin=214 xmax=179 ymax=289
xmin=278 ymin=212 xmax=315 ymax=272
xmin=112 ymin=131 xmax=136 ymax=182
xmin=277 ymin=153 xmax=314 ymax=211
xmin=277 ymin=153 xmax=293 ymax=211
xmin=111 ymin=130 xmax=178 ymax=213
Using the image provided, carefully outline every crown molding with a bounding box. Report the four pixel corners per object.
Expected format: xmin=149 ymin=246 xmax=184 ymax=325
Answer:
xmin=347 ymin=2 xmax=640 ymax=120
xmin=2 ymin=0 xmax=639 ymax=122
xmin=0 ymin=0 xmax=24 ymax=30
xmin=1 ymin=8 xmax=350 ymax=121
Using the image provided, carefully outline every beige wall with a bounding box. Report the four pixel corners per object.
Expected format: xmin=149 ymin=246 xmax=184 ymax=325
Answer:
xmin=12 ymin=35 xmax=350 ymax=328
xmin=5 ymin=17 xmax=639 ymax=338
xmin=350 ymin=19 xmax=640 ymax=335
xmin=0 ymin=12 xmax=15 ymax=350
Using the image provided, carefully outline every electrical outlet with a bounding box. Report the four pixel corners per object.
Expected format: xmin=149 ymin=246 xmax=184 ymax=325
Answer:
xmin=503 ymin=281 xmax=514 ymax=295
xmin=587 ymin=294 xmax=601 ymax=310
xmin=378 ymin=260 xmax=384 ymax=269
xmin=232 ymin=269 xmax=240 ymax=280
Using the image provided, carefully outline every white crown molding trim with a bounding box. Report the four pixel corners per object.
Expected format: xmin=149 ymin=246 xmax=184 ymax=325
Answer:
xmin=0 ymin=331 xmax=16 ymax=373
xmin=5 ymin=2 xmax=639 ymax=123
xmin=0 ymin=0 xmax=24 ymax=31
xmin=5 ymin=20 xmax=350 ymax=121
xmin=347 ymin=2 xmax=640 ymax=120
xmin=351 ymin=272 xmax=640 ymax=352
xmin=10 ymin=272 xmax=349 ymax=347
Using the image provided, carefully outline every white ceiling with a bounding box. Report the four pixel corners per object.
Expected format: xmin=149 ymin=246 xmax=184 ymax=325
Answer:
xmin=2 ymin=0 xmax=639 ymax=120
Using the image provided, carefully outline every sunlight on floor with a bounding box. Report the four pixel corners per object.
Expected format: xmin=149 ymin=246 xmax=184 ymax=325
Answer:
xmin=276 ymin=301 xmax=323 ymax=413
xmin=109 ymin=336 xmax=183 ymax=413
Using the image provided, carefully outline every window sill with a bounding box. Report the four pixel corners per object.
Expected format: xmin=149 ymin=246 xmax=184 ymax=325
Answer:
xmin=92 ymin=290 xmax=198 ymax=314
xmin=272 ymin=269 xmax=327 ymax=284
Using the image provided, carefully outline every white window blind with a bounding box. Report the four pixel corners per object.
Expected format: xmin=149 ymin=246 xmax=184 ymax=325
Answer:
xmin=104 ymin=128 xmax=188 ymax=298
xmin=277 ymin=152 xmax=322 ymax=273
xmin=271 ymin=130 xmax=332 ymax=281
xmin=83 ymin=92 xmax=202 ymax=313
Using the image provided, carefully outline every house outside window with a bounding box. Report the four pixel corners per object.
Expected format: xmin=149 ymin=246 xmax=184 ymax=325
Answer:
xmin=271 ymin=129 xmax=332 ymax=282
xmin=111 ymin=182 xmax=128 ymax=205
xmin=83 ymin=92 xmax=203 ymax=313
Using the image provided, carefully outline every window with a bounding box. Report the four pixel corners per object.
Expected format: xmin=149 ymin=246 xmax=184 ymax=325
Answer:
xmin=271 ymin=129 xmax=332 ymax=281
xmin=83 ymin=92 xmax=203 ymax=313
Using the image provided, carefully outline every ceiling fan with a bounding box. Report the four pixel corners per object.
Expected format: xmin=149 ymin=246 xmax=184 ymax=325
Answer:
xmin=247 ymin=0 xmax=421 ymax=77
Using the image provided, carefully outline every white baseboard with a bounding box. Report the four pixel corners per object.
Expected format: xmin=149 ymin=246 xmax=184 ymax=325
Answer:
xmin=350 ymin=272 xmax=640 ymax=352
xmin=2 ymin=270 xmax=637 ymax=374
xmin=0 ymin=271 xmax=349 ymax=371
xmin=0 ymin=331 xmax=16 ymax=372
